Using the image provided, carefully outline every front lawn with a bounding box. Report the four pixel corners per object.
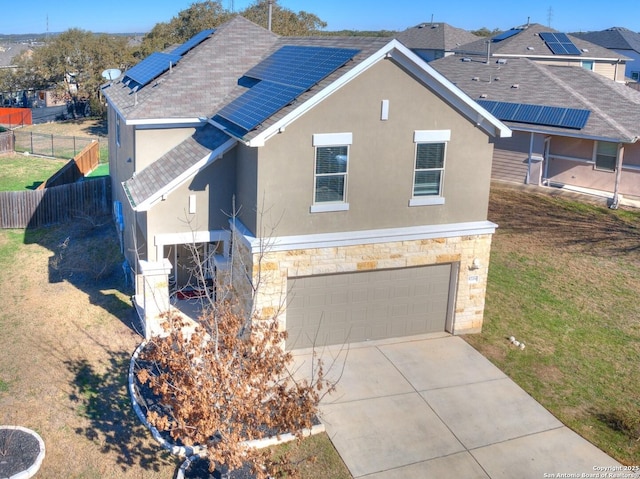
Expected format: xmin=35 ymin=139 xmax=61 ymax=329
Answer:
xmin=465 ymin=184 xmax=640 ymax=465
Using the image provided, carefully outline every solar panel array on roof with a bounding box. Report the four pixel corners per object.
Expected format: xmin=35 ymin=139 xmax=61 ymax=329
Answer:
xmin=123 ymin=52 xmax=183 ymax=90
xmin=492 ymin=29 xmax=522 ymax=42
xmin=539 ymin=32 xmax=582 ymax=55
xmin=122 ymin=29 xmax=215 ymax=90
xmin=214 ymin=45 xmax=360 ymax=136
xmin=172 ymin=29 xmax=215 ymax=56
xmin=244 ymin=45 xmax=360 ymax=89
xmin=478 ymin=100 xmax=590 ymax=129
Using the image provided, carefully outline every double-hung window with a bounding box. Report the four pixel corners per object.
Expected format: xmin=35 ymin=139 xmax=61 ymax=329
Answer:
xmin=311 ymin=133 xmax=352 ymax=213
xmin=594 ymin=141 xmax=618 ymax=172
xmin=410 ymin=130 xmax=450 ymax=206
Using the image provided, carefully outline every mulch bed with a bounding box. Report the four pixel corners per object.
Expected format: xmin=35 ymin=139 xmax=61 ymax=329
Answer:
xmin=0 ymin=428 xmax=41 ymax=478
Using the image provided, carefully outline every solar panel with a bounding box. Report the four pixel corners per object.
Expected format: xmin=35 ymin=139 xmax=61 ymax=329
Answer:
xmin=215 ymin=81 xmax=304 ymax=133
xmin=172 ymin=29 xmax=215 ymax=56
xmin=477 ymin=100 xmax=590 ymax=129
xmin=244 ymin=45 xmax=360 ymax=90
xmin=123 ymin=52 xmax=182 ymax=88
xmin=492 ymin=29 xmax=522 ymax=42
xmin=539 ymin=32 xmax=581 ymax=55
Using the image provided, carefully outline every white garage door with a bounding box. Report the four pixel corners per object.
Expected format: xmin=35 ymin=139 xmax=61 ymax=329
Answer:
xmin=286 ymin=264 xmax=455 ymax=350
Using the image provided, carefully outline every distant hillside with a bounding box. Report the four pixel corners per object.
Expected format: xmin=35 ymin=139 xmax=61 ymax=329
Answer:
xmin=0 ymin=32 xmax=144 ymax=42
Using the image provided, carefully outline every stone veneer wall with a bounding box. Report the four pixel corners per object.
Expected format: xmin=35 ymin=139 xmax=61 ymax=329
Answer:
xmin=229 ymin=233 xmax=494 ymax=339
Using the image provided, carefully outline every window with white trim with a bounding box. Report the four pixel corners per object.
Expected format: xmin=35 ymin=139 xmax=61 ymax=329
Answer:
xmin=311 ymin=133 xmax=352 ymax=212
xmin=595 ymin=141 xmax=617 ymax=172
xmin=410 ymin=130 xmax=450 ymax=206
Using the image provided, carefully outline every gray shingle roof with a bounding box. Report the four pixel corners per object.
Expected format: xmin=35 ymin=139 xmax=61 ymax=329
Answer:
xmin=572 ymin=27 xmax=640 ymax=54
xmin=431 ymin=55 xmax=640 ymax=142
xmin=395 ymin=22 xmax=479 ymax=51
xmin=103 ymin=15 xmax=279 ymax=121
xmin=456 ymin=23 xmax=627 ymax=61
xmin=123 ymin=124 xmax=232 ymax=208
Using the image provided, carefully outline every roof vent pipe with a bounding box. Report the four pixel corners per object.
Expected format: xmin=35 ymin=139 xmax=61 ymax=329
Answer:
xmin=486 ymin=40 xmax=491 ymax=64
xmin=268 ymin=0 xmax=273 ymax=31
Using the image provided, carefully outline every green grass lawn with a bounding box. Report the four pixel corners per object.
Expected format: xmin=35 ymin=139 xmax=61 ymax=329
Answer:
xmin=0 ymin=154 xmax=67 ymax=191
xmin=465 ymin=184 xmax=640 ymax=465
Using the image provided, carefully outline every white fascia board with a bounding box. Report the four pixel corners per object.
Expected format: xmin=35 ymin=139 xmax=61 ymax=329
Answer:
xmin=126 ymin=117 xmax=205 ymax=127
xmin=497 ymin=53 xmax=624 ymax=62
xmin=155 ymin=229 xmax=230 ymax=247
xmin=231 ymin=218 xmax=497 ymax=254
xmin=133 ymin=137 xmax=237 ymax=211
xmin=389 ymin=41 xmax=512 ymax=139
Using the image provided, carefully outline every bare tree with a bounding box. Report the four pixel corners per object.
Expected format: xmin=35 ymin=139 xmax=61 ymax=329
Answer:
xmin=135 ymin=215 xmax=335 ymax=478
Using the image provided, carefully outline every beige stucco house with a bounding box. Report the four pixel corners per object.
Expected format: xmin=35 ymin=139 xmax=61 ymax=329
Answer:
xmin=102 ymin=16 xmax=510 ymax=348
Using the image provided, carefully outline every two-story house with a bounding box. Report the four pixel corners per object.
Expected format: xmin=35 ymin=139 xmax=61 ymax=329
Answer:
xmin=394 ymin=22 xmax=480 ymax=62
xmin=102 ymin=16 xmax=510 ymax=348
xmin=572 ymin=27 xmax=640 ymax=82
xmin=454 ymin=22 xmax=629 ymax=82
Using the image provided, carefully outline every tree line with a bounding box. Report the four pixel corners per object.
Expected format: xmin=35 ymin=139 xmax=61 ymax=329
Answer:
xmin=0 ymin=0 xmax=327 ymax=117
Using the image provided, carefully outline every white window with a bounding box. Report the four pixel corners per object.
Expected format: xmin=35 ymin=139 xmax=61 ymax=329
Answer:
xmin=410 ymin=130 xmax=450 ymax=206
xmin=581 ymin=60 xmax=594 ymax=71
xmin=311 ymin=133 xmax=352 ymax=213
xmin=595 ymin=141 xmax=618 ymax=172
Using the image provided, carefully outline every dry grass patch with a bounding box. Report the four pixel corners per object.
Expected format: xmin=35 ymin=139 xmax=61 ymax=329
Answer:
xmin=465 ymin=183 xmax=640 ymax=465
xmin=0 ymin=216 xmax=351 ymax=478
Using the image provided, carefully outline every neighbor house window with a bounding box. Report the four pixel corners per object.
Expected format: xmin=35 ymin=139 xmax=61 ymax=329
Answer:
xmin=595 ymin=141 xmax=618 ymax=172
xmin=631 ymin=71 xmax=640 ymax=81
xmin=581 ymin=60 xmax=594 ymax=71
xmin=410 ymin=130 xmax=450 ymax=206
xmin=311 ymin=133 xmax=352 ymax=213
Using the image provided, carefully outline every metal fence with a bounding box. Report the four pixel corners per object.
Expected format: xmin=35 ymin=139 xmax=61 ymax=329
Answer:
xmin=13 ymin=130 xmax=108 ymax=161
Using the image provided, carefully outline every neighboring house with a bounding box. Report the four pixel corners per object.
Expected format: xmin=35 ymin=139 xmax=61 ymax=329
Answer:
xmin=394 ymin=22 xmax=479 ymax=62
xmin=102 ymin=16 xmax=510 ymax=348
xmin=454 ymin=23 xmax=629 ymax=82
xmin=572 ymin=27 xmax=640 ymax=81
xmin=431 ymin=53 xmax=640 ymax=205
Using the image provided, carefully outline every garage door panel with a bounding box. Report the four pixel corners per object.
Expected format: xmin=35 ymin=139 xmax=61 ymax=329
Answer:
xmin=286 ymin=264 xmax=454 ymax=349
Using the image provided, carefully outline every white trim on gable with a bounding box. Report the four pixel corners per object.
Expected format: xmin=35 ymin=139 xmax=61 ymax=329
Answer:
xmin=247 ymin=39 xmax=511 ymax=147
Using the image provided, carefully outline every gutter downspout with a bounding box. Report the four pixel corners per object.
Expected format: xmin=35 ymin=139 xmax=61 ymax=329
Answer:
xmin=526 ymin=132 xmax=535 ymax=184
xmin=610 ymin=143 xmax=624 ymax=209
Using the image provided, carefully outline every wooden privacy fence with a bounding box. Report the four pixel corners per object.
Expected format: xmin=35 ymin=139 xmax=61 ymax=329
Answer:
xmin=0 ymin=177 xmax=111 ymax=229
xmin=39 ymin=141 xmax=100 ymax=189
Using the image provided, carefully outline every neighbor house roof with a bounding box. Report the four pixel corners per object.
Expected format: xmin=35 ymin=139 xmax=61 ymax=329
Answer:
xmin=431 ymin=54 xmax=640 ymax=142
xmin=395 ymin=22 xmax=479 ymax=51
xmin=571 ymin=27 xmax=640 ymax=54
xmin=455 ymin=23 xmax=628 ymax=61
xmin=0 ymin=43 xmax=32 ymax=67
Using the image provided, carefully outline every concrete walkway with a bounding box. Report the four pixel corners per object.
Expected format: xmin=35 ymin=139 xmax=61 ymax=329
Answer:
xmin=292 ymin=334 xmax=621 ymax=479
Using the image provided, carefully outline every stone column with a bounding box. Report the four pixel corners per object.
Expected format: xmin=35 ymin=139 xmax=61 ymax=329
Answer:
xmin=138 ymin=258 xmax=173 ymax=339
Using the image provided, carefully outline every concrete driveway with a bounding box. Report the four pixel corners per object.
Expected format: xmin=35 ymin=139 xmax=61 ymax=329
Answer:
xmin=292 ymin=334 xmax=621 ymax=479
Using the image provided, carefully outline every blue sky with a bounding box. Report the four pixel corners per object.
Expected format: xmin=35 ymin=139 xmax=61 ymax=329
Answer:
xmin=2 ymin=0 xmax=639 ymax=35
